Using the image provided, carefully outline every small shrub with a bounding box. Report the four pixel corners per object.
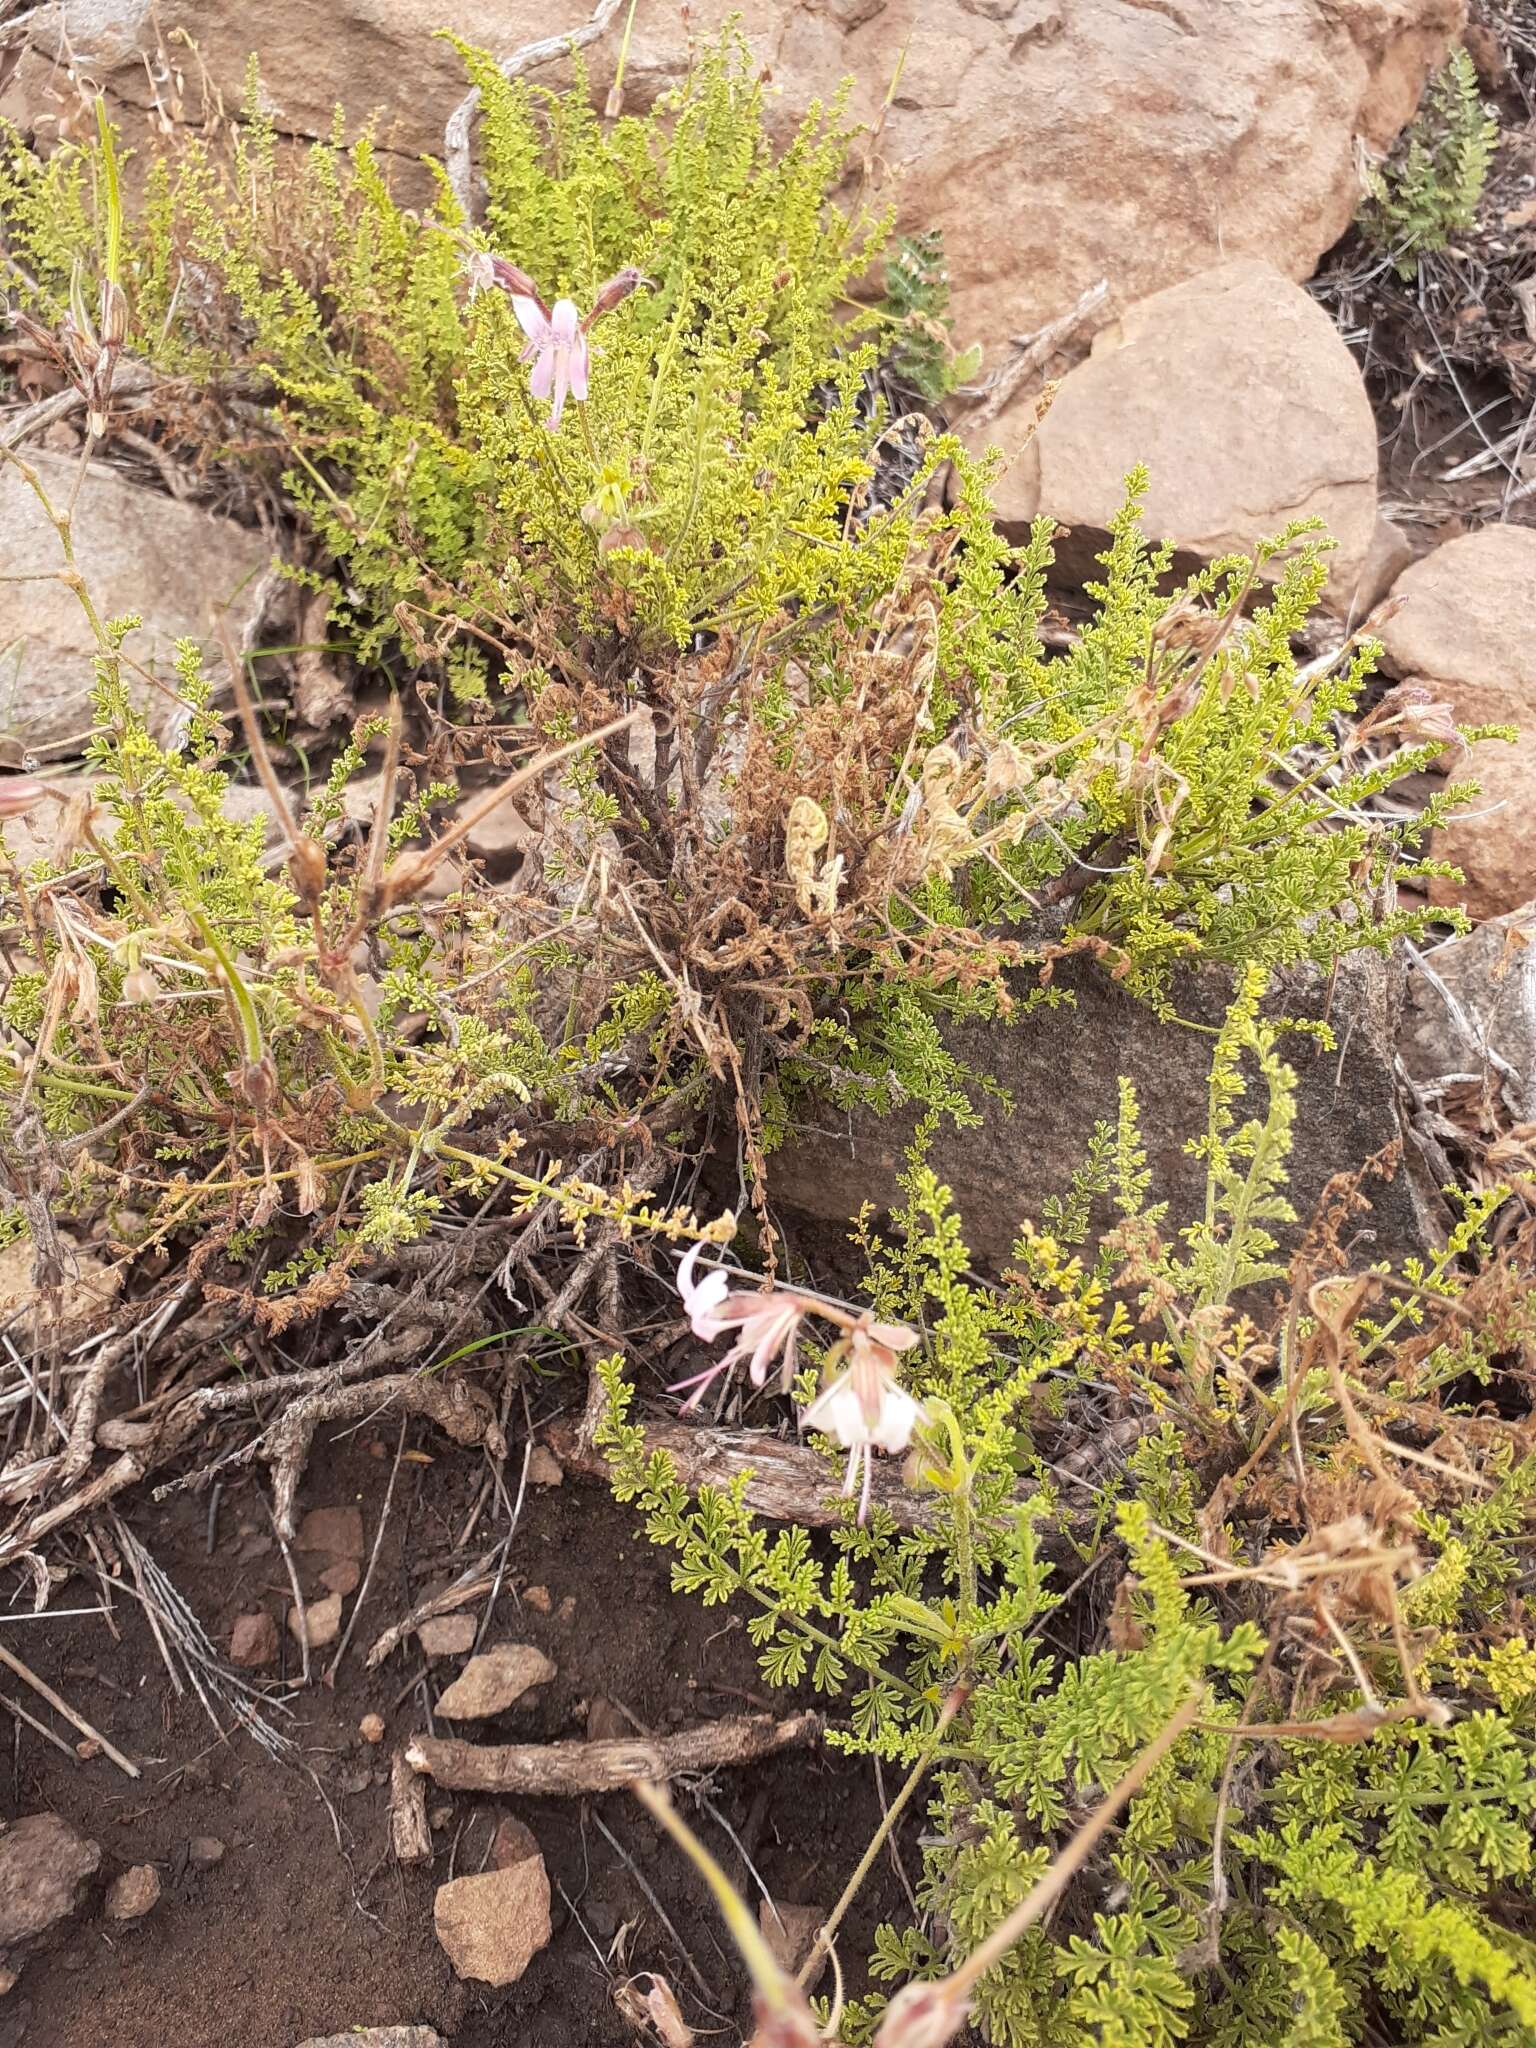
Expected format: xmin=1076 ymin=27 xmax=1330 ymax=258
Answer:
xmin=601 ymin=985 xmax=1536 ymax=2044
xmin=0 ymin=34 xmax=1489 ymax=1275
xmin=877 ymin=230 xmax=981 ymax=403
xmin=1360 ymin=47 xmax=1498 ymax=276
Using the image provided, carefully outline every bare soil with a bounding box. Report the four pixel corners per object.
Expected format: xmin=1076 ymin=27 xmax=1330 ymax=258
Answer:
xmin=1 ymin=1427 xmax=903 ymax=2048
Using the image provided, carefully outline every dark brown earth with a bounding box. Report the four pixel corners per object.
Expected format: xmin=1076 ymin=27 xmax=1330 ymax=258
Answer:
xmin=1 ymin=1426 xmax=906 ymax=2048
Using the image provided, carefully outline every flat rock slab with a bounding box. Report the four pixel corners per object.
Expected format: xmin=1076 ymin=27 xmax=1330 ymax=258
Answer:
xmin=433 ymin=1857 xmax=552 ymax=1986
xmin=417 ymin=1615 xmax=476 ymax=1660
xmin=0 ymin=450 xmax=271 ymax=754
xmin=229 ymin=1610 xmax=280 ymax=1669
xmin=0 ymin=1814 xmax=101 ymax=1947
xmin=772 ymin=949 xmax=1437 ymax=1271
xmin=289 ymin=1593 xmax=343 ymax=1651
xmin=435 ymin=1645 xmax=556 ymax=1721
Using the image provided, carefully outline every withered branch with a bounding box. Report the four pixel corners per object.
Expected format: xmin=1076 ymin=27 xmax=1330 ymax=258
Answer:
xmin=406 ymin=1709 xmax=822 ymax=1794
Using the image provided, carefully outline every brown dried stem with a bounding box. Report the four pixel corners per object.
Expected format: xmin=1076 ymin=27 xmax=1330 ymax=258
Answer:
xmin=406 ymin=1709 xmax=821 ymax=1795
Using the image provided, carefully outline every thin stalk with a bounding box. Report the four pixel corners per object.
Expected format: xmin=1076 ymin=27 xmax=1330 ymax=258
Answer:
xmin=797 ymin=1683 xmax=968 ymax=1990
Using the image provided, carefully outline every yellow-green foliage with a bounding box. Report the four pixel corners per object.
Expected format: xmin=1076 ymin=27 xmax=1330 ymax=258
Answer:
xmin=1 ymin=35 xmax=884 ymax=673
xmin=0 ymin=36 xmax=1481 ymax=1040
xmin=600 ymin=1022 xmax=1536 ymax=2047
xmin=0 ymin=633 xmax=700 ymax=1287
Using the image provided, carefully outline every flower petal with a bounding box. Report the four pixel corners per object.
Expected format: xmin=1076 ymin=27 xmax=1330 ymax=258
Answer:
xmin=510 ymin=295 xmax=550 ymax=344
xmin=870 ymin=1387 xmax=924 ymax=1454
xmin=568 ymin=331 xmax=590 ymax=402
xmin=548 ymin=353 xmax=569 ymax=427
xmin=869 ymin=1320 xmax=920 ymax=1353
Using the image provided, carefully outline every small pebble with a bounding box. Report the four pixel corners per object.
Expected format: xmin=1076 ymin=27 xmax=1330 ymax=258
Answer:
xmin=525 ymin=1445 xmax=564 ymax=1488
xmin=229 ymin=1610 xmax=279 ymax=1669
xmin=523 ymin=1585 xmax=552 ymax=1616
xmin=417 ymin=1614 xmax=475 ymax=1660
xmin=296 ymin=1505 xmax=364 ymax=1559
xmin=106 ymin=1865 xmax=161 ymax=1922
xmin=359 ymin=1712 xmax=386 ymax=1745
xmin=188 ymin=1837 xmax=225 ymax=1869
xmin=289 ymin=1592 xmax=343 ymax=1651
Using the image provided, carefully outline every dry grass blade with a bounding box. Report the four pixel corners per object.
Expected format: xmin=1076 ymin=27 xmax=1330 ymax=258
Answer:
xmin=0 ymin=1637 xmax=139 ymax=1776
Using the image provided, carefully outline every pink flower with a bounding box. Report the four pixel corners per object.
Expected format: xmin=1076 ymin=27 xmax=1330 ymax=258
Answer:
xmin=801 ymin=1320 xmax=924 ymax=1523
xmin=669 ymin=1243 xmax=810 ymax=1412
xmin=463 ymin=256 xmax=648 ymax=430
xmin=512 ymin=294 xmax=589 ymax=429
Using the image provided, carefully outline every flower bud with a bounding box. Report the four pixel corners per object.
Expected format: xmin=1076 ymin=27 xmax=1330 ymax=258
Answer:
xmin=874 ymin=1979 xmax=971 ymax=2048
xmin=586 ymin=266 xmax=650 ymax=326
xmin=0 ymin=776 xmax=46 ymax=819
xmin=98 ymin=278 xmax=129 ymax=351
xmin=487 ymin=256 xmax=546 ymax=306
xmin=120 ymin=966 xmax=159 ymax=1005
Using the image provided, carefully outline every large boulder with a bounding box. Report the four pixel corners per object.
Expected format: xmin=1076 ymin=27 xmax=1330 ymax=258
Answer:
xmin=1375 ymin=525 xmax=1536 ymax=921
xmin=997 ymin=261 xmax=1380 ymax=606
xmin=8 ymin=1 xmax=1460 ymax=385
xmin=771 ymin=949 xmax=1439 ymax=1270
xmin=0 ymin=450 xmax=272 ymax=756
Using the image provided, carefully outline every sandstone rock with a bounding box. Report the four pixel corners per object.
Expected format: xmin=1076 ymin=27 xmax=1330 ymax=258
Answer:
xmin=0 ymin=450 xmax=271 ymax=755
xmin=525 ymin=1445 xmax=564 ymax=1489
xmin=187 ymin=1837 xmax=226 ymax=1869
xmin=358 ymin=1713 xmax=386 ymax=1746
xmin=9 ymin=2 xmax=1458 ymax=404
xmin=1352 ymin=514 xmax=1420 ymax=623
xmin=295 ymin=2032 xmax=445 ymax=2048
xmin=104 ymin=1864 xmax=160 ymax=1921
xmin=433 ymin=1856 xmax=552 ymax=1986
xmin=773 ymin=948 xmax=1438 ymax=1269
xmin=229 ymin=1610 xmax=279 ymax=1669
xmin=1402 ymin=908 xmax=1536 ymax=1124
xmin=296 ymin=1506 xmax=364 ymax=1559
xmin=1378 ymin=525 xmax=1536 ymax=705
xmin=489 ymin=1816 xmax=541 ymax=1871
xmin=320 ymin=1559 xmax=362 ymax=1598
xmin=435 ymin=1645 xmax=555 ymax=1721
xmin=0 ymin=1815 xmax=100 ymax=1947
xmin=289 ymin=1592 xmax=343 ymax=1652
xmin=759 ymin=1900 xmax=828 ymax=1986
xmin=998 ymin=260 xmax=1378 ymax=606
xmin=417 ymin=1614 xmax=476 ymax=1660
xmin=1375 ymin=527 xmax=1536 ymax=920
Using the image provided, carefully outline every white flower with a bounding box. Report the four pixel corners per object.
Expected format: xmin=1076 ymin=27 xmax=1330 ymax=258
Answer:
xmin=801 ymin=1321 xmax=923 ymax=1521
xmin=670 ymin=1243 xmax=810 ymax=1411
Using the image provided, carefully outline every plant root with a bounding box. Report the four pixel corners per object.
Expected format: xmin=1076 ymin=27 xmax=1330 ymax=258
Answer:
xmin=406 ymin=1708 xmax=822 ymax=1795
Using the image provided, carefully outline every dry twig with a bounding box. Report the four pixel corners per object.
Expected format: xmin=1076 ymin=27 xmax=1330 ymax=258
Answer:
xmin=406 ymin=1709 xmax=821 ymax=1795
